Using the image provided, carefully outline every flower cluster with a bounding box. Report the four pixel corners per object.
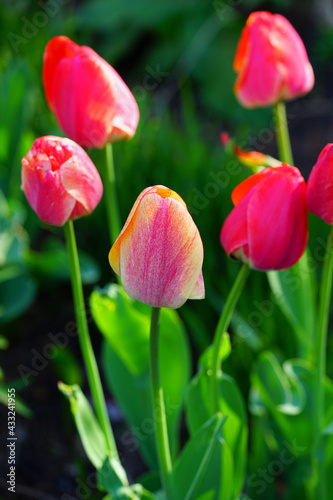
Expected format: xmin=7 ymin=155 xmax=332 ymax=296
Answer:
xmin=21 ymin=11 xmax=328 ymax=310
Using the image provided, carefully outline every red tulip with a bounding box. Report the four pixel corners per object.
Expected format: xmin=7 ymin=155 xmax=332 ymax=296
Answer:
xmin=306 ymin=144 xmax=333 ymax=224
xmin=221 ymin=165 xmax=308 ymax=270
xmin=43 ymin=36 xmax=139 ymax=148
xmin=22 ymin=136 xmax=103 ymax=226
xmin=234 ymin=11 xmax=314 ymax=108
xmin=109 ymin=186 xmax=205 ymax=309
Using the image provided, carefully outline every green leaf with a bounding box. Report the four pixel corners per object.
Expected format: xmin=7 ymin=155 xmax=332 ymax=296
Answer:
xmin=58 ymin=383 xmax=107 ymax=468
xmin=172 ymin=415 xmax=233 ymax=500
xmin=98 ymin=465 xmax=157 ymax=500
xmin=98 ymin=456 xmax=129 ymax=496
xmin=250 ymin=353 xmax=333 ymax=455
xmin=251 ymin=352 xmax=305 ymax=415
xmin=91 ymin=284 xmax=191 ymax=469
xmin=185 ymin=369 xmax=247 ymax=498
xmin=318 ymin=420 xmax=333 ymax=494
xmin=267 ymin=250 xmax=316 ymax=360
xmin=198 ymin=333 xmax=231 ymax=371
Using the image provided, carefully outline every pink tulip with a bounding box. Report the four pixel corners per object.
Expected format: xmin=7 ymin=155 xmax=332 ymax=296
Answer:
xmin=109 ymin=186 xmax=205 ymax=309
xmin=307 ymin=144 xmax=333 ymax=224
xmin=234 ymin=11 xmax=314 ymax=108
xmin=22 ymin=136 xmax=103 ymax=226
xmin=221 ymin=165 xmax=308 ymax=270
xmin=43 ymin=36 xmax=139 ymax=148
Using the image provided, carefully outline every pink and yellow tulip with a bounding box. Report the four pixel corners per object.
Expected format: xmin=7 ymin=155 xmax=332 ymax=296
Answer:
xmin=109 ymin=186 xmax=205 ymax=309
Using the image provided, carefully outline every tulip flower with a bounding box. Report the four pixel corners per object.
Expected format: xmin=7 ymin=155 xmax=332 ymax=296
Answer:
xmin=21 ymin=135 xmax=103 ymax=226
xmin=43 ymin=36 xmax=139 ymax=148
xmin=233 ymin=11 xmax=314 ymax=108
xmin=221 ymin=165 xmax=308 ymax=270
xmin=307 ymin=144 xmax=333 ymax=224
xmin=109 ymin=186 xmax=205 ymax=309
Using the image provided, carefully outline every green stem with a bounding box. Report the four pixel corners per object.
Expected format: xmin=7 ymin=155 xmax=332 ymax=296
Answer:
xmin=150 ymin=307 xmax=174 ymax=500
xmin=273 ymin=101 xmax=294 ymax=165
xmin=104 ymin=143 xmax=122 ymax=245
xmin=312 ymin=226 xmax=333 ymax=500
xmin=211 ymin=264 xmax=250 ymax=412
xmin=64 ymin=220 xmax=119 ymax=460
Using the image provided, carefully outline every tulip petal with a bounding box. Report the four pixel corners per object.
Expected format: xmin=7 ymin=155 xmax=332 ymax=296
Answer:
xmin=188 ymin=271 xmax=205 ymax=299
xmin=220 ymin=192 xmax=250 ymax=260
xmin=43 ymin=36 xmax=79 ymax=108
xmin=306 ymin=144 xmax=333 ymax=224
xmin=234 ymin=14 xmax=284 ymax=107
xmin=232 ymin=168 xmax=271 ymax=205
xmin=103 ymin=64 xmax=140 ymax=142
xmin=60 ymin=155 xmax=103 ymax=216
xmin=274 ymin=14 xmax=314 ymax=98
xmin=21 ymin=157 xmax=76 ymax=226
xmin=50 ymin=53 xmax=117 ymax=148
xmin=118 ymin=193 xmax=203 ymax=309
xmin=248 ymin=167 xmax=308 ymax=270
xmin=109 ymin=186 xmax=157 ymax=275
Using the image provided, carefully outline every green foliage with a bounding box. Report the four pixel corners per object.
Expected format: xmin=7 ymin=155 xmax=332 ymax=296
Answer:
xmin=90 ymin=284 xmax=191 ymax=468
xmin=185 ymin=344 xmax=248 ymax=499
xmin=267 ymin=250 xmax=316 ymax=362
xmin=0 ymin=191 xmax=37 ymax=324
xmin=58 ymin=383 xmax=108 ymax=469
xmin=172 ymin=415 xmax=233 ymax=500
xmin=250 ymin=352 xmax=333 ymax=455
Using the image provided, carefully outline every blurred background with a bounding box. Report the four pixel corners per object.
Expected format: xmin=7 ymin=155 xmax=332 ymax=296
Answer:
xmin=1 ymin=0 xmax=333 ymax=498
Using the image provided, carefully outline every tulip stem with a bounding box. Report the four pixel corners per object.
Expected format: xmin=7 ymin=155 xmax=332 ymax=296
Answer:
xmin=64 ymin=220 xmax=119 ymax=461
xmin=311 ymin=226 xmax=333 ymax=500
xmin=273 ymin=101 xmax=294 ymax=165
xmin=104 ymin=143 xmax=122 ymax=245
xmin=150 ymin=307 xmax=174 ymax=500
xmin=211 ymin=264 xmax=250 ymax=412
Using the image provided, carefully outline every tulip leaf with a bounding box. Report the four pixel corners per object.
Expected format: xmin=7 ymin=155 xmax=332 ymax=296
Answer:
xmin=267 ymin=250 xmax=316 ymax=361
xmin=318 ymin=420 xmax=333 ymax=495
xmin=91 ymin=284 xmax=191 ymax=469
xmin=250 ymin=352 xmax=333 ymax=455
xmin=58 ymin=382 xmax=107 ymax=469
xmin=172 ymin=415 xmax=233 ymax=500
xmin=97 ymin=456 xmax=129 ymax=496
xmin=185 ymin=350 xmax=247 ymax=499
xmin=98 ymin=456 xmax=157 ymax=499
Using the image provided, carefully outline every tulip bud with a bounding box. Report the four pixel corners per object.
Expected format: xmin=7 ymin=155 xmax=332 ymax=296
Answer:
xmin=234 ymin=11 xmax=314 ymax=108
xmin=109 ymin=186 xmax=205 ymax=309
xmin=21 ymin=136 xmax=103 ymax=226
xmin=43 ymin=36 xmax=139 ymax=148
xmin=221 ymin=165 xmax=308 ymax=270
xmin=306 ymin=144 xmax=333 ymax=224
